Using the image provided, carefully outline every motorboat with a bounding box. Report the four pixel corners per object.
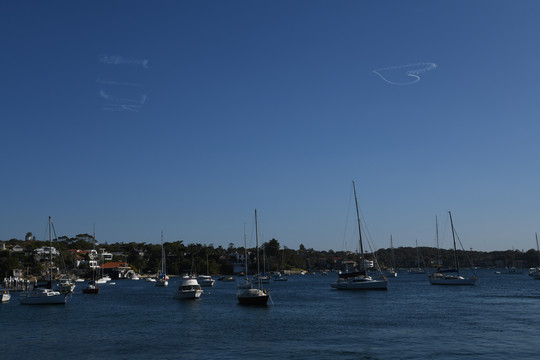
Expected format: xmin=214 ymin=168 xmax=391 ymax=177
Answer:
xmin=174 ymin=275 xmax=203 ymax=299
xmin=2 ymin=290 xmax=11 ymax=302
xmin=197 ymin=275 xmax=215 ymax=287
xmin=56 ymin=278 xmax=76 ymax=293
xmin=82 ymin=283 xmax=99 ymax=294
xmin=273 ymin=273 xmax=288 ymax=281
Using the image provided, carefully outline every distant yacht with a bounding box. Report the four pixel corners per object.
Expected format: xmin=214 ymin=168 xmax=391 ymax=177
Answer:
xmin=331 ymin=182 xmax=388 ymax=290
xmin=20 ymin=217 xmax=67 ymax=305
xmin=429 ymin=212 xmax=477 ymax=286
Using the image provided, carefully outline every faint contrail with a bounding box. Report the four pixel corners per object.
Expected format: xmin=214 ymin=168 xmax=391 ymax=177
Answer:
xmin=372 ymin=62 xmax=437 ymax=85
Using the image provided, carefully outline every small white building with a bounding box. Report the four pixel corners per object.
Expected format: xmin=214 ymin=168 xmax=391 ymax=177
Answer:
xmin=34 ymin=246 xmax=60 ymax=261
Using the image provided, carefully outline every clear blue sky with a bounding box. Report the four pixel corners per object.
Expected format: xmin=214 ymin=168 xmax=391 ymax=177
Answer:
xmin=2 ymin=1 xmax=540 ymax=252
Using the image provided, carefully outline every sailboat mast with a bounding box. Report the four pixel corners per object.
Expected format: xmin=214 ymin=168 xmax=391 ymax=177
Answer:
xmin=49 ymin=216 xmax=52 ymax=286
xmin=448 ymin=211 xmax=459 ymax=275
xmin=352 ymin=181 xmax=365 ymax=274
xmin=390 ymin=235 xmax=396 ymax=270
xmin=161 ymin=231 xmax=165 ymax=274
xmin=244 ymin=223 xmax=248 ymax=275
xmin=255 ymin=209 xmax=260 ymax=285
xmin=534 ymin=233 xmax=540 ymax=266
xmin=436 ymin=215 xmax=441 ymax=267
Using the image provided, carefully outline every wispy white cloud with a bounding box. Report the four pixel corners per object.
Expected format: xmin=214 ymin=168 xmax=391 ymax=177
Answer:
xmin=99 ymin=90 xmax=147 ymax=112
xmin=103 ymin=104 xmax=142 ymax=112
xmin=99 ymin=90 xmax=146 ymax=104
xmin=96 ymin=78 xmax=142 ymax=87
xmin=372 ymin=62 xmax=437 ymax=85
xmin=99 ymin=55 xmax=149 ymax=68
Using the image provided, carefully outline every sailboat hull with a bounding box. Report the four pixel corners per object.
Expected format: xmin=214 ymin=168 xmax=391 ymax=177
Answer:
xmin=20 ymin=289 xmax=66 ymax=305
xmin=429 ymin=276 xmax=476 ymax=285
xmin=331 ymin=278 xmax=388 ymax=290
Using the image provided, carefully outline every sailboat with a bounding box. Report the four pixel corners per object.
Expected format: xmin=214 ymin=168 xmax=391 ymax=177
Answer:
xmin=530 ymin=233 xmax=540 ymax=277
xmin=20 ymin=217 xmax=67 ymax=305
xmin=408 ymin=240 xmax=426 ymax=274
xmin=237 ymin=224 xmax=253 ymax=289
xmin=331 ymin=181 xmax=388 ymax=290
xmin=83 ymin=225 xmax=99 ymax=294
xmin=197 ymin=253 xmax=215 ymax=287
xmin=155 ymin=231 xmax=169 ymax=287
xmin=384 ymin=235 xmax=398 ymax=277
xmin=237 ymin=209 xmax=270 ymax=305
xmin=429 ymin=211 xmax=477 ymax=285
xmin=274 ymin=247 xmax=289 ymax=281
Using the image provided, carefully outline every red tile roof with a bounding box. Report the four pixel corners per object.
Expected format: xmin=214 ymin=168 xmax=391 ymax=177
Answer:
xmin=101 ymin=262 xmax=130 ymax=269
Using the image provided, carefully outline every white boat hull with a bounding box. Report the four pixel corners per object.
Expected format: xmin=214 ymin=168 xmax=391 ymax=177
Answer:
xmin=197 ymin=276 xmax=215 ymax=287
xmin=174 ymin=289 xmax=203 ymax=299
xmin=2 ymin=291 xmax=11 ymax=302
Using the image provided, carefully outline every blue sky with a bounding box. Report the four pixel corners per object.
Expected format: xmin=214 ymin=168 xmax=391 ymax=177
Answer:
xmin=2 ymin=1 xmax=540 ymax=252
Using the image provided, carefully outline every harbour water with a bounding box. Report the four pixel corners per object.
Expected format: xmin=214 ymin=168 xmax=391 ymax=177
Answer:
xmin=1 ymin=269 xmax=538 ymax=359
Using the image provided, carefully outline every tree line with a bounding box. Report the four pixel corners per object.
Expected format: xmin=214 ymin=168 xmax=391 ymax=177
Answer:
xmin=1 ymin=235 xmax=539 ymax=279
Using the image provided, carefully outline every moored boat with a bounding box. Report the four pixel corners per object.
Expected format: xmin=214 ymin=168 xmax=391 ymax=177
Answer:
xmin=1 ymin=290 xmax=11 ymax=302
xmin=330 ymin=182 xmax=388 ymax=291
xmin=429 ymin=212 xmax=477 ymax=286
xmin=82 ymin=283 xmax=99 ymax=294
xmin=237 ymin=209 xmax=269 ymax=306
xmin=156 ymin=232 xmax=169 ymax=287
xmin=20 ymin=287 xmax=66 ymax=305
xmin=19 ymin=217 xmax=67 ymax=305
xmin=174 ymin=275 xmax=203 ymax=299
xmin=197 ymin=275 xmax=215 ymax=287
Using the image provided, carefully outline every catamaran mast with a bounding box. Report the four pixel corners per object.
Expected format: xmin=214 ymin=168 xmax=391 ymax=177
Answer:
xmin=352 ymin=181 xmax=365 ymax=275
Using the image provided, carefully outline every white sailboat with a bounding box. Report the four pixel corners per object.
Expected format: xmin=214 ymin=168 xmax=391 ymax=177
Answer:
xmin=429 ymin=211 xmax=477 ymax=285
xmin=155 ymin=231 xmax=169 ymax=287
xmin=237 ymin=224 xmax=253 ymax=289
xmin=237 ymin=209 xmax=270 ymax=305
xmin=197 ymin=253 xmax=215 ymax=287
xmin=408 ymin=240 xmax=426 ymax=274
xmin=331 ymin=181 xmax=388 ymax=290
xmin=20 ymin=217 xmax=67 ymax=305
xmin=530 ymin=233 xmax=540 ymax=277
xmin=385 ymin=235 xmax=398 ymax=277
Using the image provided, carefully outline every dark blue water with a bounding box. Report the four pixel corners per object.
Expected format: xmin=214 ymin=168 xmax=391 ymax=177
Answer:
xmin=1 ymin=269 xmax=538 ymax=359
